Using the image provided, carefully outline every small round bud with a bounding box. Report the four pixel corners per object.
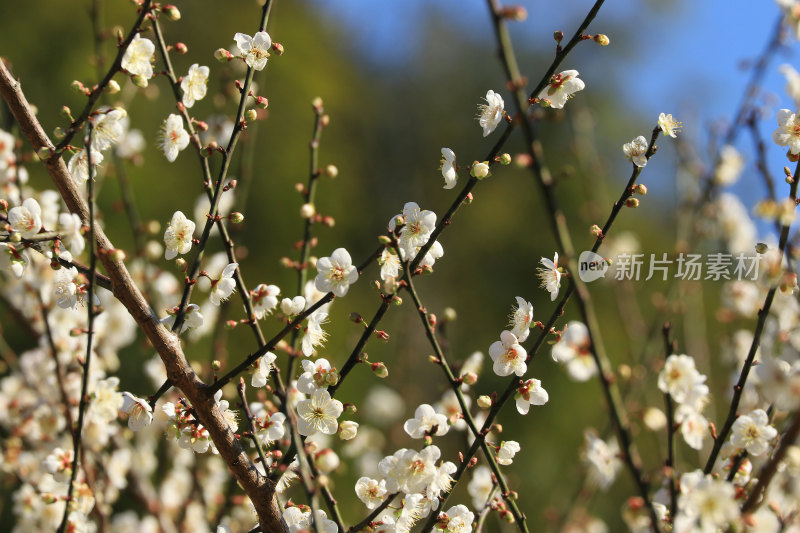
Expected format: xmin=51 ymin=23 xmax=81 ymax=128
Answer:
xmin=338 ymin=420 xmax=358 ymax=440
xmin=37 ymin=146 xmax=54 ymax=160
xmin=593 ymin=34 xmax=610 ymax=46
xmin=214 ymin=48 xmax=232 ymax=62
xmin=175 ymin=257 xmax=187 ymax=270
xmin=499 ymin=153 xmax=512 ymax=165
xmin=501 ymin=5 xmax=527 ymax=21
xmin=312 ymin=97 xmax=324 ymax=111
xmin=300 ymin=203 xmax=316 ymax=219
xmin=514 ymin=153 xmax=533 ymax=168
xmin=464 ymin=192 xmax=474 ymax=205
xmin=553 ymin=30 xmax=564 ymax=43
xmin=320 ymin=115 xmax=330 ymax=127
xmin=471 ymin=161 xmax=490 ymax=179
xmin=9 ymin=232 xmax=21 ymax=243
xmin=324 ymin=164 xmax=338 ymax=178
xmin=755 ymin=242 xmax=768 ymax=254
xmin=0 ymin=199 xmax=7 ymax=211
xmin=71 ymin=80 xmax=85 ymax=94
xmin=784 ymin=166 xmax=793 ymax=177
xmin=131 ymin=74 xmax=148 ymax=88
xmin=272 ymin=42 xmax=285 ymax=55
xmin=477 ymin=395 xmax=492 ymax=409
xmin=635 ymin=184 xmax=648 ymax=195
xmin=788 ymin=175 xmax=795 ymax=184
xmin=617 ymin=364 xmax=632 ymax=380
xmin=110 ymin=249 xmax=126 ymax=262
xmin=590 ymin=224 xmax=603 ymax=238
xmin=625 ymin=198 xmax=640 ymax=208
xmin=642 ymin=407 xmax=667 ymax=431
xmin=225 ymin=320 xmax=237 ymax=329
xmin=255 ymin=95 xmax=269 ymax=109
xmin=245 ymin=109 xmax=258 ymax=122
xmin=144 ymin=240 xmax=162 ymax=261
xmin=163 ymin=4 xmax=181 ymax=20
xmin=211 ymin=360 xmax=222 ymax=371
xmin=60 ymin=106 xmax=72 ymax=118
xmin=392 ymin=296 xmax=403 ymax=306
xmin=105 ymin=79 xmax=121 ymax=94
xmin=53 ymin=127 xmax=65 ymax=140
xmin=229 ymin=212 xmax=244 ymax=224
xmin=146 ymin=220 xmax=161 ymax=234
xmin=462 ymin=372 xmax=478 ymax=386
xmin=443 ymin=307 xmax=457 ymax=322
xmin=371 ymin=362 xmax=388 ymax=378
xmin=294 ymin=183 xmax=306 ymax=194
xmin=788 ymin=151 xmax=800 ymax=163
xmin=174 ymin=42 xmax=188 ymax=54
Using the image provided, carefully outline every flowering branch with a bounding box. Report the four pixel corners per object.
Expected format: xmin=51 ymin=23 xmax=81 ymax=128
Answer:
xmin=703 ymin=164 xmax=800 ymax=473
xmin=662 ymin=323 xmax=678 ymax=520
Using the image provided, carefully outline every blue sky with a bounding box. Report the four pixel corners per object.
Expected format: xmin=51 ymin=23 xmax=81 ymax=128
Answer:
xmin=308 ymin=0 xmax=796 ymax=241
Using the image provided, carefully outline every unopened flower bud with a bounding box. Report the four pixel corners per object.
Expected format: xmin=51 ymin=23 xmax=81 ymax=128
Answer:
xmin=312 ymin=97 xmax=324 ymax=112
xmin=214 ymin=48 xmax=232 ymax=62
xmin=371 ymin=362 xmax=388 ymax=378
xmin=593 ymin=34 xmax=610 ymax=46
xmin=60 ymin=106 xmax=72 ymax=119
xmin=643 ymin=407 xmax=667 ymax=431
xmin=463 ymin=372 xmax=478 ymax=386
xmin=144 ymin=240 xmax=162 ymax=260
xmin=499 ymin=153 xmax=512 ymax=165
xmin=175 ymin=257 xmax=187 ymax=270
xmin=0 ymin=199 xmax=7 ymax=211
xmin=477 ymin=395 xmax=492 ymax=408
xmin=590 ymin=224 xmax=603 ymax=238
xmin=320 ymin=115 xmax=330 ymax=127
xmin=211 ymin=360 xmax=221 ymax=371
xmin=255 ymin=95 xmax=269 ymax=109
xmin=174 ymin=42 xmax=188 ymax=54
xmin=163 ymin=4 xmax=181 ymax=20
xmin=225 ymin=320 xmax=238 ymax=329
xmin=110 ymin=249 xmax=126 ymax=262
xmin=464 ymin=192 xmax=474 ymax=205
xmin=106 ymin=79 xmax=121 ymax=94
xmin=245 ymin=109 xmax=258 ymax=122
xmin=339 ymin=420 xmax=358 ymax=440
xmin=325 ymin=164 xmax=338 ymax=178
xmin=635 ymin=184 xmax=647 ymax=195
xmin=300 ymin=203 xmax=316 ymax=219
xmin=71 ymin=80 xmax=85 ymax=94
xmin=272 ymin=42 xmax=285 ymax=55
xmin=553 ymin=31 xmax=564 ymax=43
xmin=443 ymin=307 xmax=457 ymax=322
xmin=755 ymin=242 xmax=768 ymax=254
xmin=784 ymin=166 xmax=793 ymax=177
xmin=52 ymin=127 xmax=65 ymax=140
xmin=788 ymin=151 xmax=799 ymax=163
xmin=9 ymin=232 xmax=21 ymax=243
xmin=471 ymin=161 xmax=490 ymax=179
xmin=132 ymin=74 xmax=148 ymax=88
xmin=428 ymin=314 xmax=437 ymax=328
xmin=228 ymin=212 xmax=244 ymax=224
xmin=625 ymin=198 xmax=639 ymax=208
xmin=501 ymin=5 xmax=527 ymax=21
xmin=392 ymin=296 xmax=403 ymax=306
xmin=788 ymin=175 xmax=795 ymax=184
xmin=514 ymin=153 xmax=533 ymax=167
xmin=37 ymin=146 xmax=54 ymax=160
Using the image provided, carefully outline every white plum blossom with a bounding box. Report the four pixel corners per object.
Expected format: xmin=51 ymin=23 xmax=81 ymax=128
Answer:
xmin=90 ymin=376 xmax=124 ymax=423
xmin=477 ymin=90 xmax=505 ymax=137
xmin=251 ymin=351 xmax=276 ymax=388
xmin=159 ymin=114 xmax=190 ymax=162
xmin=497 ymin=440 xmax=520 ymax=465
xmin=773 ymin=108 xmax=800 ymax=154
xmin=537 ymin=253 xmax=561 ymax=301
xmin=251 ymin=283 xmax=280 ymax=319
xmin=67 ymin=147 xmax=103 ymax=183
xmin=90 ymin=108 xmax=127 ymax=151
xmin=355 ymin=477 xmax=387 ymax=509
xmin=209 ymin=263 xmax=238 ymax=306
xmin=339 ymin=420 xmax=358 ymax=440
xmin=120 ymin=392 xmax=153 ymax=431
xmin=440 ymin=148 xmax=457 ymax=189
xmin=281 ymin=295 xmax=306 ymax=315
xmin=163 ymin=210 xmax=195 ymax=260
xmin=390 ymin=201 xmax=437 ymax=258
xmin=489 ymin=330 xmax=527 ymax=377
xmin=583 ymin=431 xmax=621 ymax=491
xmin=438 ymin=505 xmax=474 ymax=533
xmin=731 ymin=409 xmax=777 ymax=456
xmin=122 ymin=33 xmax=155 ymax=78
xmin=180 ymin=64 xmax=209 ymax=108
xmin=257 ymin=410 xmax=286 ymax=444
xmin=551 ymin=321 xmax=597 ymax=382
xmin=379 ymin=445 xmax=441 ymax=494
xmin=403 ymin=403 xmax=450 ymax=439
xmin=53 ymin=260 xmax=81 ymax=309
xmin=418 ymin=239 xmax=444 ymax=268
xmin=537 ymin=70 xmax=585 ymax=109
xmin=297 ymin=357 xmax=335 ymax=393
xmin=282 ymin=507 xmax=337 ymax=533
xmin=515 ymin=378 xmax=549 ymax=414
xmin=59 ymin=212 xmax=85 ymax=256
xmin=0 ymin=128 xmax=14 ymax=170
xmin=623 ymin=136 xmax=649 ymax=167
xmin=315 ymin=248 xmax=358 ymax=297
xmin=508 ymin=296 xmax=533 ymax=342
xmin=676 ymin=406 xmax=710 ymax=450
xmin=296 ymin=388 xmax=343 ymax=436
xmin=658 ymin=354 xmax=705 ymax=403
xmin=301 ymin=312 xmax=328 ymax=356
xmin=658 ymin=113 xmax=682 ymax=138
xmin=714 ymin=145 xmax=744 ymax=185
xmin=8 ymin=198 xmax=42 ymax=239
xmin=234 ymin=32 xmax=272 ymax=71
xmin=674 ymin=470 xmax=740 ymax=533
xmin=161 ymin=303 xmax=204 ymax=334
xmin=214 ymin=389 xmax=238 ymax=433
xmin=467 ymin=466 xmax=493 ymax=509
xmin=43 ymin=447 xmax=74 ymax=482
xmin=379 ymin=248 xmax=402 ymax=285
